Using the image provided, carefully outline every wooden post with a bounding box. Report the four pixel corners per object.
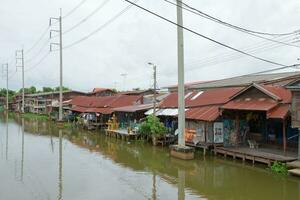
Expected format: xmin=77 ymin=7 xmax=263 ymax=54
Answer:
xmin=283 ymin=119 xmax=287 ymax=153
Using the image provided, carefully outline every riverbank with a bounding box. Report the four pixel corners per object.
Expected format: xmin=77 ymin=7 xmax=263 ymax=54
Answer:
xmin=1 ymin=116 xmax=300 ymax=200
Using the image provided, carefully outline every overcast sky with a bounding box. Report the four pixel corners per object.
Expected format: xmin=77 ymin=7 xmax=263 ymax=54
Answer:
xmin=1 ymin=0 xmax=300 ymax=92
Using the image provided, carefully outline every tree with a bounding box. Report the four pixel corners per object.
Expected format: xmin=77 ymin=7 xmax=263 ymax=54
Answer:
xmin=139 ymin=115 xmax=167 ymax=142
xmin=42 ymin=87 xmax=54 ymax=93
xmin=54 ymin=86 xmax=70 ymax=91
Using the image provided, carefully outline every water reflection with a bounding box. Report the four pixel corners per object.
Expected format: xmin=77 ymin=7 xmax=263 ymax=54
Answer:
xmin=5 ymin=112 xmax=8 ymax=160
xmin=21 ymin=118 xmax=24 ymax=181
xmin=178 ymin=170 xmax=185 ymax=200
xmin=1 ymin=114 xmax=300 ymax=200
xmin=58 ymin=129 xmax=63 ymax=200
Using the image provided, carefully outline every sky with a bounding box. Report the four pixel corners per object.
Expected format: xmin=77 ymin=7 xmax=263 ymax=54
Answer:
xmin=1 ymin=0 xmax=300 ymax=92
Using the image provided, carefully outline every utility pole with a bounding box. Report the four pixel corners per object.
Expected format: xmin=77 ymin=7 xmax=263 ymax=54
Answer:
xmin=148 ymin=62 xmax=157 ymax=114
xmin=120 ymin=73 xmax=127 ymax=91
xmin=16 ymin=49 xmax=25 ymax=113
xmin=2 ymin=63 xmax=9 ymax=111
xmin=50 ymin=8 xmax=63 ymax=121
xmin=177 ymin=0 xmax=185 ymax=147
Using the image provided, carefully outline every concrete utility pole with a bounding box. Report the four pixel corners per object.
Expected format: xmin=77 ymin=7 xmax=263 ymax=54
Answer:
xmin=50 ymin=8 xmax=63 ymax=121
xmin=16 ymin=50 xmax=25 ymax=113
xmin=120 ymin=73 xmax=127 ymax=91
xmin=2 ymin=63 xmax=9 ymax=111
xmin=177 ymin=0 xmax=185 ymax=147
xmin=148 ymin=62 xmax=157 ymax=114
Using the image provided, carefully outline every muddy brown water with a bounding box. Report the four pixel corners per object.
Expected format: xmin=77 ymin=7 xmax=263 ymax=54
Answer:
xmin=0 ymin=114 xmax=300 ymax=200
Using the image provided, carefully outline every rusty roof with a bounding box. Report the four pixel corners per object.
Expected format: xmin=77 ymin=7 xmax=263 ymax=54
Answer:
xmin=91 ymin=88 xmax=114 ymax=94
xmin=159 ymin=87 xmax=242 ymax=108
xmin=113 ymin=103 xmax=153 ymax=113
xmin=185 ymin=105 xmax=220 ymax=121
xmin=221 ymin=98 xmax=278 ymax=111
xmin=71 ymin=95 xmax=142 ymax=113
xmin=267 ymin=104 xmax=290 ymax=119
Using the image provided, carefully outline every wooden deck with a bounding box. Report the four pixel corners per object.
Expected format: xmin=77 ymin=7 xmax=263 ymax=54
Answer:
xmin=186 ymin=142 xmax=215 ymax=155
xmin=214 ymin=146 xmax=297 ymax=166
xmin=105 ymin=129 xmax=139 ymax=141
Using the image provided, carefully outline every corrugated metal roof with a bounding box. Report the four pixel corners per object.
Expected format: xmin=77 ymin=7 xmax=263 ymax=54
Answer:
xmin=188 ymin=72 xmax=300 ymax=90
xmin=159 ymin=87 xmax=242 ymax=108
xmin=71 ymin=95 xmax=141 ymax=114
xmin=113 ymin=104 xmax=153 ymax=112
xmin=71 ymin=95 xmax=141 ymax=108
xmin=145 ymin=108 xmax=179 ymax=116
xmin=267 ymin=104 xmax=290 ymax=119
xmin=185 ymin=105 xmax=219 ymax=121
xmin=222 ymin=99 xmax=278 ymax=111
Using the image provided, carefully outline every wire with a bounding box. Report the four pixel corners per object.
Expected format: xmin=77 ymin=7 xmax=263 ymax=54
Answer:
xmin=25 ymin=26 xmax=50 ymax=54
xmin=25 ymin=52 xmax=51 ymax=72
xmin=124 ymin=0 xmax=288 ymax=68
xmin=185 ymin=37 xmax=297 ymax=70
xmin=62 ymin=0 xmax=89 ymax=19
xmin=168 ymin=0 xmax=299 ymax=37
xmin=164 ymin=0 xmax=300 ymax=48
xmin=186 ymin=35 xmax=295 ymax=65
xmin=25 ymin=39 xmax=50 ymax=63
xmin=62 ymin=0 xmax=110 ymax=35
xmin=63 ymin=0 xmax=138 ymax=49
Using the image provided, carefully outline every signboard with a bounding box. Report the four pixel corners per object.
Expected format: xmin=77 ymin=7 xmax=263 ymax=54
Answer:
xmin=213 ymin=122 xmax=224 ymax=143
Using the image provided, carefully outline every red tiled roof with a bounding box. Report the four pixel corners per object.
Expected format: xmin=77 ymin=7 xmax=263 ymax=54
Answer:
xmin=221 ymin=98 xmax=278 ymax=111
xmin=159 ymin=87 xmax=242 ymax=108
xmin=185 ymin=105 xmax=219 ymax=121
xmin=267 ymin=104 xmax=290 ymax=119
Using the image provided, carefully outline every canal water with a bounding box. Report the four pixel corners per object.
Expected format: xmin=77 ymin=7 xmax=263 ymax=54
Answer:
xmin=1 ymin=114 xmax=300 ymax=200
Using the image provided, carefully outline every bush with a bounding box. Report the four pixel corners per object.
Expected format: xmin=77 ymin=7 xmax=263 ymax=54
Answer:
xmin=139 ymin=115 xmax=167 ymax=138
xmin=270 ymin=161 xmax=288 ymax=175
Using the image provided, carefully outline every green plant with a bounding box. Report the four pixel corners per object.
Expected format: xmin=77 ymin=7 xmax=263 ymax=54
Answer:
xmin=270 ymin=161 xmax=288 ymax=175
xmin=139 ymin=115 xmax=167 ymax=138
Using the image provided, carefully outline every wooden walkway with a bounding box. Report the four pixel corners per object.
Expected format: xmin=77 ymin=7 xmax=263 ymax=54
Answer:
xmin=105 ymin=129 xmax=139 ymax=141
xmin=186 ymin=142 xmax=215 ymax=155
xmin=214 ymin=147 xmax=297 ymax=166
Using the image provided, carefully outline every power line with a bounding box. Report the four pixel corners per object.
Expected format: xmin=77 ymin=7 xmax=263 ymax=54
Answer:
xmin=63 ymin=0 xmax=89 ymax=19
xmin=63 ymin=0 xmax=110 ymax=35
xmin=164 ymin=0 xmax=300 ymax=48
xmin=25 ymin=52 xmax=50 ymax=72
xmin=168 ymin=0 xmax=299 ymax=37
xmin=63 ymin=0 xmax=138 ymax=49
xmin=25 ymin=39 xmax=50 ymax=63
xmin=24 ymin=0 xmax=88 ymax=55
xmin=185 ymin=37 xmax=297 ymax=70
xmin=25 ymin=26 xmax=50 ymax=54
xmin=124 ymin=0 xmax=289 ymax=68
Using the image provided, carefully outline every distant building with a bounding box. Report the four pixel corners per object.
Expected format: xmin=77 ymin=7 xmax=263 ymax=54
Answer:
xmin=88 ymin=88 xmax=116 ymax=97
xmin=12 ymin=90 xmax=87 ymax=115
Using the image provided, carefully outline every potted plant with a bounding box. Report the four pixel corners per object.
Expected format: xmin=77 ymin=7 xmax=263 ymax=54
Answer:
xmin=139 ymin=115 xmax=167 ymax=145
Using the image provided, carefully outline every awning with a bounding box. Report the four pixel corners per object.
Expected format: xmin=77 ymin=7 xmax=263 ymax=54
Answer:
xmin=267 ymin=104 xmax=290 ymax=119
xmin=145 ymin=108 xmax=189 ymax=116
xmin=71 ymin=106 xmax=113 ymax=114
xmin=85 ymin=107 xmax=113 ymax=114
xmin=221 ymin=99 xmax=278 ymax=111
xmin=71 ymin=106 xmax=87 ymax=113
xmin=185 ymin=105 xmax=219 ymax=121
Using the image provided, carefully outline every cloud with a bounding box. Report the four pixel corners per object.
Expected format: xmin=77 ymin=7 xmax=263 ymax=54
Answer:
xmin=1 ymin=0 xmax=300 ymax=92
